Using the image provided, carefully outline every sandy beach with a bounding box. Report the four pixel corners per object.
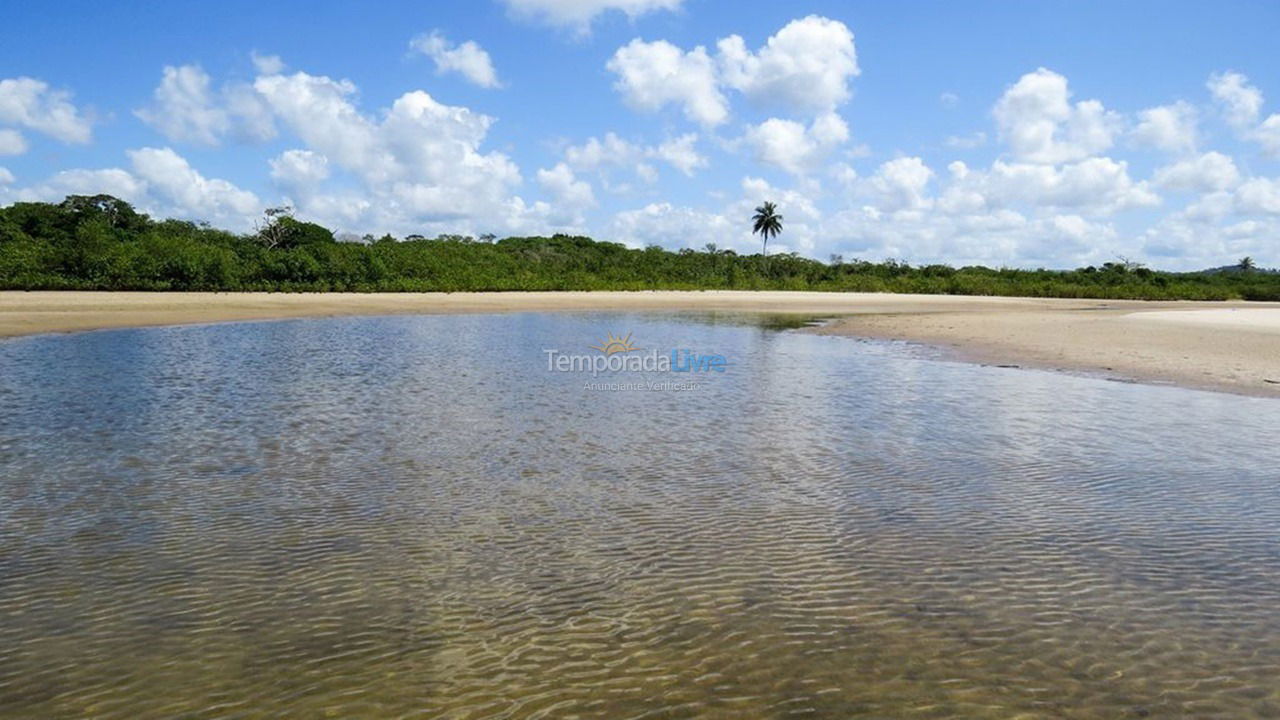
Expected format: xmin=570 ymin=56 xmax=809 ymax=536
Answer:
xmin=2 ymin=290 xmax=1278 ymax=397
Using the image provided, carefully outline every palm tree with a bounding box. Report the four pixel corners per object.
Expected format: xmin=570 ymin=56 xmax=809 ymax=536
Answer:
xmin=752 ymin=201 xmax=783 ymax=270
xmin=1239 ymin=256 xmax=1256 ymax=272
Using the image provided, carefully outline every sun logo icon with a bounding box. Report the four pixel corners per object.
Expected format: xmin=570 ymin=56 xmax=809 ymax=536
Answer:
xmin=590 ymin=331 xmax=639 ymax=355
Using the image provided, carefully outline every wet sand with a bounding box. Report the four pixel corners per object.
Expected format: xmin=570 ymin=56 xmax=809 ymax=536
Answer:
xmin=2 ymin=291 xmax=1278 ymax=396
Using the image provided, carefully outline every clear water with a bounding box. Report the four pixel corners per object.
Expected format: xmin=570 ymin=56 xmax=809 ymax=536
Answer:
xmin=1 ymin=312 xmax=1278 ymax=719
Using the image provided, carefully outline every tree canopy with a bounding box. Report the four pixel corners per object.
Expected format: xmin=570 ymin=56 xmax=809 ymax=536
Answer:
xmin=0 ymin=195 xmax=1276 ymax=300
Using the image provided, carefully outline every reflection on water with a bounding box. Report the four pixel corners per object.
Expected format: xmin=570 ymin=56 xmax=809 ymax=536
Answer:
xmin=1 ymin=312 xmax=1279 ymax=719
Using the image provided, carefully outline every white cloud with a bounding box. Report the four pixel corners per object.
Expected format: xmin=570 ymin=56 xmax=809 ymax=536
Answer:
xmin=251 ymin=52 xmax=285 ymax=75
xmin=939 ymin=92 xmax=959 ymax=109
xmin=1208 ymin=71 xmax=1262 ymax=130
xmin=564 ymin=131 xmax=706 ymax=184
xmin=607 ymin=39 xmax=728 ymax=127
xmin=565 ymin=132 xmax=641 ymax=171
xmin=0 ymin=76 xmax=92 ymax=144
xmin=136 ymin=65 xmax=276 ymax=145
xmin=269 ymin=149 xmax=330 ymax=189
xmin=717 ymin=16 xmax=858 ymax=116
xmin=993 ymin=68 xmax=1120 ymax=164
xmin=609 ymin=174 xmax=823 ymax=255
xmin=1130 ymin=101 xmax=1197 ymax=154
xmin=15 ymin=168 xmax=148 ymax=205
xmin=8 ymin=147 xmax=259 ymax=229
xmin=410 ymin=31 xmax=501 ymax=89
xmin=609 ymin=202 xmax=735 ymax=249
xmin=0 ymin=128 xmax=26 ymax=155
xmin=1208 ymin=71 xmax=1280 ymax=156
xmin=249 ymin=69 xmax=539 ymax=233
xmin=501 ymin=0 xmax=682 ymax=32
xmin=975 ymin=158 xmax=1159 ymax=214
xmin=537 ymin=162 xmax=595 ymax=222
xmin=223 ymin=82 xmax=277 ymax=142
xmin=1152 ymin=152 xmax=1240 ymax=193
xmin=742 ymin=113 xmax=848 ymax=175
xmin=0 ymin=167 xmax=14 ymax=185
xmin=1139 ymin=196 xmax=1280 ymax=268
xmin=29 ymin=63 xmax=537 ymax=236
xmin=127 ymin=147 xmax=261 ymax=221
xmin=1236 ymin=177 xmax=1280 ymax=215
xmin=652 ymin=133 xmax=706 ymax=175
xmin=1257 ymin=114 xmax=1280 ymax=157
xmin=135 ymin=65 xmax=228 ymax=146
xmin=254 ymin=71 xmax=519 ymax=196
xmin=869 ymin=157 xmax=933 ymax=211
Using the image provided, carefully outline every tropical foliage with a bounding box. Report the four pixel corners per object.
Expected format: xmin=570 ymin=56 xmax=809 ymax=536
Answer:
xmin=751 ymin=201 xmax=783 ymax=260
xmin=1 ymin=195 xmax=1278 ymax=300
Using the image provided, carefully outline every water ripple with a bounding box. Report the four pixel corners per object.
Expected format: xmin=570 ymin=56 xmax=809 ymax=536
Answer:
xmin=1 ymin=313 xmax=1279 ymax=718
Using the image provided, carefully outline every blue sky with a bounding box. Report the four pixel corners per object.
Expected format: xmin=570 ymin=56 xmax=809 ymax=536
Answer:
xmin=1 ymin=0 xmax=1278 ymax=269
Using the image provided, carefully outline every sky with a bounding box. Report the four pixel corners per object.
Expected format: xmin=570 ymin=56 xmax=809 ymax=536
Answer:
xmin=1 ymin=0 xmax=1278 ymax=269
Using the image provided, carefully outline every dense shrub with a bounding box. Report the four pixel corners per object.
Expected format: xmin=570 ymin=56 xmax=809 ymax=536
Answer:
xmin=0 ymin=194 xmax=1276 ymax=300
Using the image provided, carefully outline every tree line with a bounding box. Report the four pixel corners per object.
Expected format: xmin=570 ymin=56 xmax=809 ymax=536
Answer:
xmin=0 ymin=195 xmax=1276 ymax=301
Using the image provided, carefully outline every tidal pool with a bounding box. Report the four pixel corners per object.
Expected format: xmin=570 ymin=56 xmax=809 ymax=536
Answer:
xmin=1 ymin=312 xmax=1278 ymax=718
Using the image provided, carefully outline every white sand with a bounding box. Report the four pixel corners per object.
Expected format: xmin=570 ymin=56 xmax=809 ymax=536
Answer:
xmin=1124 ymin=308 xmax=1280 ymax=333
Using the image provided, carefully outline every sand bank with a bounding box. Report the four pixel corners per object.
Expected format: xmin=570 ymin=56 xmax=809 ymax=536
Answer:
xmin=3 ymin=291 xmax=1278 ymax=396
xmin=818 ymin=300 xmax=1280 ymax=397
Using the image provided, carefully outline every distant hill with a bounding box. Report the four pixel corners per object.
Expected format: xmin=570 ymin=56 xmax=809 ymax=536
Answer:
xmin=1197 ymin=265 xmax=1280 ymax=276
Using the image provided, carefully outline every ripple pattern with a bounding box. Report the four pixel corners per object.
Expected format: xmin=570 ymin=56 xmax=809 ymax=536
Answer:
xmin=1 ymin=313 xmax=1279 ymax=719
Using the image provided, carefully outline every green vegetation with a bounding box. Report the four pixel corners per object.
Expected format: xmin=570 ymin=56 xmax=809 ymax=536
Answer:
xmin=1 ymin=194 xmax=1278 ymax=300
xmin=751 ymin=201 xmax=783 ymax=265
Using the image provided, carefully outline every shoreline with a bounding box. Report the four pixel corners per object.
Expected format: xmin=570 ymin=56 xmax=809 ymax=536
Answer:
xmin=3 ymin=290 xmax=1278 ymax=398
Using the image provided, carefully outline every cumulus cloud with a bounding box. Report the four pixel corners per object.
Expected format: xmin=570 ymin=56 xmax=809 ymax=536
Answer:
xmin=869 ymin=157 xmax=934 ymax=211
xmin=410 ymin=31 xmax=501 ymax=89
xmin=652 ymin=134 xmax=707 ymax=175
xmin=0 ymin=76 xmax=93 ymax=144
xmin=20 ymin=62 xmax=548 ymax=236
xmin=609 ymin=202 xmax=735 ymax=249
xmin=15 ymin=168 xmax=148 ymax=206
xmin=501 ymin=0 xmax=682 ymax=32
xmin=607 ymin=39 xmax=728 ymax=127
xmin=127 ymin=147 xmax=261 ymax=221
xmin=1152 ymin=152 xmax=1240 ymax=193
xmin=253 ymin=70 xmax=521 ymax=221
xmin=0 ymin=128 xmax=26 ymax=156
xmin=565 ymin=132 xmax=641 ymax=171
xmin=609 ymin=175 xmax=819 ymax=254
xmin=1236 ymin=177 xmax=1280 ymax=215
xmin=563 ymin=131 xmax=707 ymax=186
xmin=993 ymin=68 xmax=1120 ymax=164
xmin=270 ymin=149 xmax=330 ymax=190
xmin=0 ymin=167 xmax=13 ymax=185
xmin=135 ymin=65 xmax=229 ymax=146
xmin=136 ymin=65 xmax=276 ymax=145
xmin=1130 ymin=101 xmax=1198 ymax=154
xmin=606 ymin=15 xmax=857 ymax=127
xmin=537 ymin=162 xmax=595 ymax=223
xmin=250 ymin=52 xmax=285 ymax=75
xmin=974 ymin=158 xmax=1159 ymax=214
xmin=717 ymin=15 xmax=858 ymax=115
xmin=1208 ymin=71 xmax=1280 ymax=156
xmin=742 ymin=113 xmax=848 ymax=175
xmin=10 ymin=147 xmax=259 ymax=229
xmin=1208 ymin=72 xmax=1262 ymax=130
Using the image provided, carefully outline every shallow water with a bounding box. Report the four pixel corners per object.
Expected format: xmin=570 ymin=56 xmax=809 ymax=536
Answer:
xmin=1 ymin=312 xmax=1279 ymax=719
